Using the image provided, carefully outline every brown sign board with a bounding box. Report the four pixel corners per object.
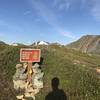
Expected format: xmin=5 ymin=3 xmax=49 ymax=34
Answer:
xmin=20 ymin=48 xmax=41 ymax=62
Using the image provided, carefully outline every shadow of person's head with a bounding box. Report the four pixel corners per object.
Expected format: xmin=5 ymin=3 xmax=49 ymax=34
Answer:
xmin=45 ymin=77 xmax=67 ymax=100
xmin=52 ymin=77 xmax=59 ymax=90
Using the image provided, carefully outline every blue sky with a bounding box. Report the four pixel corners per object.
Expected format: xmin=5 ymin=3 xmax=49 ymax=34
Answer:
xmin=0 ymin=0 xmax=100 ymax=45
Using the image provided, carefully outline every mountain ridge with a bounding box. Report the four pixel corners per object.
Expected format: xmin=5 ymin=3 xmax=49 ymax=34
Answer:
xmin=67 ymin=35 xmax=100 ymax=54
xmin=0 ymin=41 xmax=6 ymax=45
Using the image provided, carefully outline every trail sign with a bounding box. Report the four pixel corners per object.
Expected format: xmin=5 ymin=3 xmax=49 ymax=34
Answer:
xmin=20 ymin=49 xmax=41 ymax=62
xmin=20 ymin=48 xmax=41 ymax=84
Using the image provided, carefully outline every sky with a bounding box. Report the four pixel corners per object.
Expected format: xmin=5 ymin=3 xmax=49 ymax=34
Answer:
xmin=0 ymin=0 xmax=100 ymax=45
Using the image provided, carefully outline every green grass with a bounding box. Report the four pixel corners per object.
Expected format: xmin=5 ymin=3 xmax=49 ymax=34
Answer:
xmin=0 ymin=44 xmax=100 ymax=100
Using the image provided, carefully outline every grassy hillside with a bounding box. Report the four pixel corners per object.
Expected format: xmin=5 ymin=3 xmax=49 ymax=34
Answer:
xmin=0 ymin=44 xmax=100 ymax=100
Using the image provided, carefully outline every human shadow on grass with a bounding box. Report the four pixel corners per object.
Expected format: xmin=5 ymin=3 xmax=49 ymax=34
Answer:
xmin=45 ymin=77 xmax=68 ymax=100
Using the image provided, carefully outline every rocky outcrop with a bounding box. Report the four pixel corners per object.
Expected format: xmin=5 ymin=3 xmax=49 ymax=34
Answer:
xmin=67 ymin=35 xmax=100 ymax=54
xmin=13 ymin=63 xmax=44 ymax=100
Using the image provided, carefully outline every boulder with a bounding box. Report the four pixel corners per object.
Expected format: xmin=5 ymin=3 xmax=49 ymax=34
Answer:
xmin=32 ymin=72 xmax=44 ymax=89
xmin=13 ymin=63 xmax=44 ymax=99
xmin=24 ymin=92 xmax=35 ymax=100
xmin=13 ymin=80 xmax=26 ymax=90
xmin=32 ymin=63 xmax=40 ymax=68
xmin=16 ymin=95 xmax=24 ymax=99
xmin=16 ymin=64 xmax=22 ymax=69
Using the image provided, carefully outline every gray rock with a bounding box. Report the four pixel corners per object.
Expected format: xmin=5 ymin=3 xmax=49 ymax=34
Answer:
xmin=32 ymin=72 xmax=44 ymax=89
xmin=13 ymin=80 xmax=26 ymax=90
xmin=32 ymin=63 xmax=40 ymax=68
xmin=13 ymin=67 xmax=27 ymax=81
xmin=23 ymin=63 xmax=28 ymax=69
xmin=19 ymin=74 xmax=27 ymax=80
xmin=13 ymin=63 xmax=44 ymax=99
xmin=32 ymin=68 xmax=42 ymax=74
xmin=16 ymin=64 xmax=22 ymax=69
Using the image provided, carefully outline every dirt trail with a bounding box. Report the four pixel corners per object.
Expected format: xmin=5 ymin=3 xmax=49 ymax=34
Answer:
xmin=96 ymin=68 xmax=100 ymax=74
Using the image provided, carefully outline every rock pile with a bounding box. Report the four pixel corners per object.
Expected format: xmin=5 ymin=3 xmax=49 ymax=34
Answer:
xmin=13 ymin=63 xmax=44 ymax=100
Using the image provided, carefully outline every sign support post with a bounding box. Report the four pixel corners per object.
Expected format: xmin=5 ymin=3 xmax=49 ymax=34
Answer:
xmin=20 ymin=48 xmax=41 ymax=84
xmin=27 ymin=62 xmax=32 ymax=83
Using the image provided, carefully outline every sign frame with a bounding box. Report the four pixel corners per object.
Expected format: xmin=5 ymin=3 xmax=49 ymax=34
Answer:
xmin=20 ymin=48 xmax=41 ymax=63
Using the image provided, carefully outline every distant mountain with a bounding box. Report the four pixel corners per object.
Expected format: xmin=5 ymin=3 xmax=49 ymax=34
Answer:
xmin=11 ymin=43 xmax=25 ymax=46
xmin=50 ymin=42 xmax=61 ymax=46
xmin=31 ymin=41 xmax=49 ymax=46
xmin=67 ymin=35 xmax=100 ymax=54
xmin=0 ymin=41 xmax=6 ymax=45
xmin=50 ymin=42 xmax=63 ymax=47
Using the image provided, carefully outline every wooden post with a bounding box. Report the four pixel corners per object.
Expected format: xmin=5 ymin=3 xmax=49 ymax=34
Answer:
xmin=27 ymin=62 xmax=33 ymax=83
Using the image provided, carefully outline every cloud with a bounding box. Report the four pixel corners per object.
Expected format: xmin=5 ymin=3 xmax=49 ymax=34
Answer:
xmin=24 ymin=10 xmax=31 ymax=15
xmin=81 ymin=0 xmax=100 ymax=22
xmin=61 ymin=32 xmax=76 ymax=39
xmin=30 ymin=0 xmax=75 ymax=39
xmin=90 ymin=0 xmax=100 ymax=21
xmin=53 ymin=0 xmax=71 ymax=11
xmin=34 ymin=18 xmax=41 ymax=22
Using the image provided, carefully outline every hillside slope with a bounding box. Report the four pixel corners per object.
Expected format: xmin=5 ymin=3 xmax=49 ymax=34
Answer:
xmin=67 ymin=35 xmax=100 ymax=54
xmin=0 ymin=41 xmax=6 ymax=45
xmin=0 ymin=45 xmax=100 ymax=100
